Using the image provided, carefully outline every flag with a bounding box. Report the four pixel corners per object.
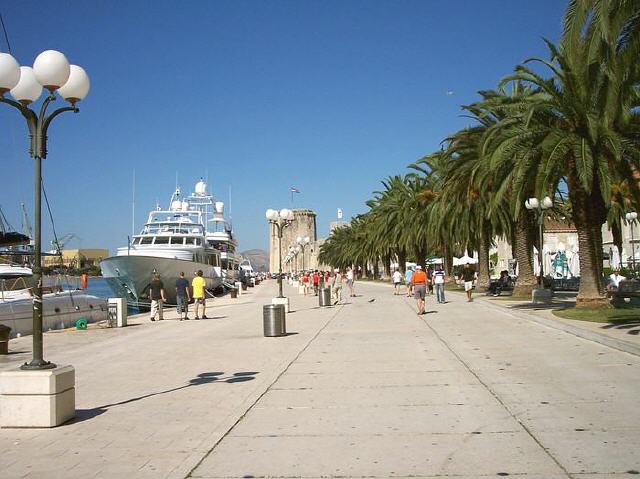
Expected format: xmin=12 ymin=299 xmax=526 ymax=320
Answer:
xmin=290 ymin=187 xmax=300 ymax=193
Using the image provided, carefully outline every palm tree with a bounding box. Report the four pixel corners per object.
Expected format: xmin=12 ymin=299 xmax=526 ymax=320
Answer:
xmin=498 ymin=1 xmax=640 ymax=306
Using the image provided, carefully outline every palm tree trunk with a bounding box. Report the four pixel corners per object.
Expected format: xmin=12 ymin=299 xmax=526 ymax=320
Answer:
xmin=444 ymin=244 xmax=455 ymax=284
xmin=476 ymin=225 xmax=491 ymax=291
xmin=383 ymin=254 xmax=391 ymax=278
xmin=373 ymin=259 xmax=380 ymax=280
xmin=397 ymin=248 xmax=406 ymax=274
xmin=611 ymin=221 xmax=623 ymax=262
xmin=569 ymin=178 xmax=608 ymax=308
xmin=512 ymin=212 xmax=538 ymax=297
xmin=416 ymin=246 xmax=428 ymax=269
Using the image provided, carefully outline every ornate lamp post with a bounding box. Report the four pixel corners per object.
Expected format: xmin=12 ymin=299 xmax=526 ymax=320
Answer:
xmin=296 ymin=235 xmax=310 ymax=272
xmin=288 ymin=245 xmax=300 ymax=275
xmin=525 ymin=196 xmax=553 ymax=287
xmin=295 ymin=245 xmax=301 ymax=273
xmin=266 ymin=208 xmax=294 ymax=298
xmin=626 ymin=211 xmax=638 ymax=276
xmin=0 ymin=51 xmax=90 ymax=370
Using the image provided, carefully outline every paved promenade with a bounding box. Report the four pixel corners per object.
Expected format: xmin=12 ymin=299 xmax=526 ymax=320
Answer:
xmin=1 ymin=280 xmax=639 ymax=478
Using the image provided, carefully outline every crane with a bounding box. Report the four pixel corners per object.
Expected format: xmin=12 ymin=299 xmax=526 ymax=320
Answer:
xmin=49 ymin=233 xmax=80 ymax=255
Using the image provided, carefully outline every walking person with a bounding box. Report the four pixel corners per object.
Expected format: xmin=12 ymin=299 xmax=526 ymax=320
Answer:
xmin=433 ymin=263 xmax=446 ymax=304
xmin=410 ymin=265 xmax=427 ymax=315
xmin=405 ymin=267 xmax=414 ymax=297
xmin=175 ymin=271 xmax=191 ymax=320
xmin=332 ymin=270 xmax=343 ymax=304
xmin=312 ymin=270 xmax=320 ymax=296
xmin=149 ymin=273 xmax=166 ymax=321
xmin=426 ymin=266 xmax=434 ymax=295
xmin=392 ymin=269 xmax=403 ymax=295
xmin=302 ymin=271 xmax=310 ymax=296
xmin=459 ymin=263 xmax=476 ymax=302
xmin=346 ymin=267 xmax=355 ymax=297
xmin=192 ymin=269 xmax=208 ymax=319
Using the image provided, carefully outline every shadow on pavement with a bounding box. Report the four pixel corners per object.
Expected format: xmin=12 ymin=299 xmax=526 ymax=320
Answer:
xmin=71 ymin=371 xmax=259 ymax=424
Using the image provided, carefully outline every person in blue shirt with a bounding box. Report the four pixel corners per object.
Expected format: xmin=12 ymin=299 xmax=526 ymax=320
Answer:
xmin=405 ymin=267 xmax=414 ymax=297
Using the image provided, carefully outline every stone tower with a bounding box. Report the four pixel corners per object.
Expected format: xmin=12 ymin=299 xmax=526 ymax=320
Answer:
xmin=269 ymin=208 xmax=317 ymax=273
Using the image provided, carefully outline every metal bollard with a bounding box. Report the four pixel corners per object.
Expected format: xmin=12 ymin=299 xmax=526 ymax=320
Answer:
xmin=319 ymin=287 xmax=331 ymax=307
xmin=263 ymin=304 xmax=286 ymax=337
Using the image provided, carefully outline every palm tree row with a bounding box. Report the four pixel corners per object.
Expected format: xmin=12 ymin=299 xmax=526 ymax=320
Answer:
xmin=319 ymin=0 xmax=640 ymax=308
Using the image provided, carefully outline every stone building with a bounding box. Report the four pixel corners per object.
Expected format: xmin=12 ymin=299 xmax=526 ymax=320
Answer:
xmin=269 ymin=209 xmax=318 ymax=273
xmin=42 ymin=248 xmax=109 ymax=268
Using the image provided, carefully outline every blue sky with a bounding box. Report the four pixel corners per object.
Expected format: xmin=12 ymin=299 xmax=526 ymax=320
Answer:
xmin=0 ymin=0 xmax=565 ymax=254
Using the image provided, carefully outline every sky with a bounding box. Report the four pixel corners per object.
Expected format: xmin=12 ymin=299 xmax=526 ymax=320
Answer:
xmin=0 ymin=0 xmax=566 ymax=254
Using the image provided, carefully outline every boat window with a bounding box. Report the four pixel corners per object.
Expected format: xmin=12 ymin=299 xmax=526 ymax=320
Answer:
xmin=170 ymin=237 xmax=184 ymax=245
xmin=141 ymin=237 xmax=153 ymax=244
xmin=195 ymin=238 xmax=201 ymax=246
xmin=154 ymin=237 xmax=169 ymax=245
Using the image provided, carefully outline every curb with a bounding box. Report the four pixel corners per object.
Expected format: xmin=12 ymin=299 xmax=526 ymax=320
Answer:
xmin=476 ymin=296 xmax=640 ymax=357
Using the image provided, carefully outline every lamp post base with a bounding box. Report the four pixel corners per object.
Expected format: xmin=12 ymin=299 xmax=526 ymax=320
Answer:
xmin=20 ymin=360 xmax=57 ymax=371
xmin=0 ymin=365 xmax=75 ymax=428
xmin=272 ymin=296 xmax=290 ymax=312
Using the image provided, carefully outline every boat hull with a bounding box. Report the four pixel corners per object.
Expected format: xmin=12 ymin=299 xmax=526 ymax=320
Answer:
xmin=100 ymin=255 xmax=222 ymax=307
xmin=0 ymin=291 xmax=107 ymax=338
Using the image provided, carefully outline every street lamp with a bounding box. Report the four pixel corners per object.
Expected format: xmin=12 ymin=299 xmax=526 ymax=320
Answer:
xmin=296 ymin=235 xmax=311 ymax=272
xmin=626 ymin=211 xmax=638 ymax=276
xmin=295 ymin=245 xmax=301 ymax=273
xmin=266 ymin=208 xmax=295 ymax=298
xmin=525 ymin=196 xmax=553 ymax=287
xmin=0 ymin=51 xmax=90 ymax=370
xmin=288 ymin=245 xmax=299 ymax=274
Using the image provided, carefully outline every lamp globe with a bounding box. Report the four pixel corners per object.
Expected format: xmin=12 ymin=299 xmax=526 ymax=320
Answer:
xmin=32 ymin=50 xmax=70 ymax=91
xmin=10 ymin=66 xmax=42 ymax=105
xmin=57 ymin=65 xmax=90 ymax=104
xmin=265 ymin=209 xmax=276 ymax=221
xmin=0 ymin=53 xmax=21 ymax=95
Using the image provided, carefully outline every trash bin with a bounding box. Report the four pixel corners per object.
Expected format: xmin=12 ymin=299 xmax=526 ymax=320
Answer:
xmin=230 ymin=288 xmax=238 ymax=299
xmin=319 ymin=287 xmax=331 ymax=307
xmin=242 ymin=282 xmax=247 ymax=291
xmin=263 ymin=304 xmax=286 ymax=337
xmin=0 ymin=324 xmax=11 ymax=355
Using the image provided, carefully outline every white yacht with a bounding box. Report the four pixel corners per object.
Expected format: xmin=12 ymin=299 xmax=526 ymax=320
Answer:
xmin=206 ymin=201 xmax=241 ymax=286
xmin=100 ymin=180 xmax=224 ymax=307
xmin=0 ymin=264 xmax=107 ymax=338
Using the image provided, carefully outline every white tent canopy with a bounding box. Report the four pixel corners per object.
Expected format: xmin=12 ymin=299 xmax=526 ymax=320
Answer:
xmin=453 ymin=252 xmax=478 ymax=266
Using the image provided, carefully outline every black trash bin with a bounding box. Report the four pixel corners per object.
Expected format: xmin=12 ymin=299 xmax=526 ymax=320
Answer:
xmin=230 ymin=288 xmax=238 ymax=299
xmin=319 ymin=287 xmax=331 ymax=307
xmin=0 ymin=324 xmax=11 ymax=355
xmin=263 ymin=304 xmax=286 ymax=337
xmin=242 ymin=282 xmax=248 ymax=291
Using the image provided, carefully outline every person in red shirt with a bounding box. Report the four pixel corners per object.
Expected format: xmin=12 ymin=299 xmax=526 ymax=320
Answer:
xmin=302 ymin=272 xmax=310 ymax=296
xmin=410 ymin=265 xmax=427 ymax=315
xmin=312 ymin=271 xmax=320 ymax=296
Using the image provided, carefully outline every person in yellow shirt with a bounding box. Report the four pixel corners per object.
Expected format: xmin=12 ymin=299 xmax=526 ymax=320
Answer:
xmin=191 ymin=270 xmax=207 ymax=319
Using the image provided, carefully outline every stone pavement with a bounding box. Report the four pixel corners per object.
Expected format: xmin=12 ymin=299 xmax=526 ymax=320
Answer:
xmin=1 ymin=280 xmax=639 ymax=478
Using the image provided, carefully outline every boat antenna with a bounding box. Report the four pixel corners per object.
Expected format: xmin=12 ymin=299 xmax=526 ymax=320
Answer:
xmin=132 ymin=168 xmax=136 ymax=238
